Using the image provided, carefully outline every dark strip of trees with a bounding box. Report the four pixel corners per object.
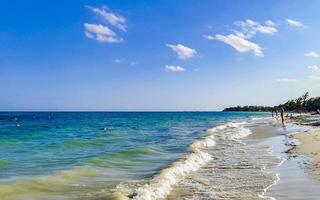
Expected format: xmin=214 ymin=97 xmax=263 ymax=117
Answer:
xmin=283 ymin=92 xmax=320 ymax=112
xmin=223 ymin=92 xmax=320 ymax=112
xmin=223 ymin=106 xmax=273 ymax=112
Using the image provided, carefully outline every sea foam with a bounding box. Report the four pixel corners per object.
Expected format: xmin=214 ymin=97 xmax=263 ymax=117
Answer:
xmin=129 ymin=121 xmax=251 ymax=200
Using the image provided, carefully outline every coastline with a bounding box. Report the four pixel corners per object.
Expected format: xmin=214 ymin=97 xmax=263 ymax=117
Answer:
xmin=113 ymin=118 xmax=284 ymax=200
xmin=287 ymin=114 xmax=320 ymax=180
xmin=292 ymin=129 xmax=320 ymax=179
xmin=2 ymin=112 xmax=320 ymax=200
xmin=112 ymin=116 xmax=320 ymax=200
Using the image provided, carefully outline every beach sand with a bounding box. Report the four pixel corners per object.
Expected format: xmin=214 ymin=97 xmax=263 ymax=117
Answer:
xmin=292 ymin=127 xmax=320 ymax=180
xmin=249 ymin=119 xmax=320 ymax=199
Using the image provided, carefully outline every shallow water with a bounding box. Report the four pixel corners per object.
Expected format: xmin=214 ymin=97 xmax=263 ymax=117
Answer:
xmin=0 ymin=112 xmax=268 ymax=199
xmin=1 ymin=112 xmax=320 ymax=200
xmin=114 ymin=121 xmax=283 ymax=200
xmin=260 ymin=129 xmax=320 ymax=200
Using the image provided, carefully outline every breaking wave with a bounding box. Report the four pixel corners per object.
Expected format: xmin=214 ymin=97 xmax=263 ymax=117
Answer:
xmin=119 ymin=121 xmax=253 ymax=200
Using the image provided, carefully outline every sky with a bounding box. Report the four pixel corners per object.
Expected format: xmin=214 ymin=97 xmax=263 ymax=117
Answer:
xmin=1 ymin=0 xmax=320 ymax=111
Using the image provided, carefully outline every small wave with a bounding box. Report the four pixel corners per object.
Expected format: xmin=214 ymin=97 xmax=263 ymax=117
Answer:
xmin=258 ymin=144 xmax=286 ymax=200
xmin=131 ymin=150 xmax=212 ymax=200
xmin=119 ymin=121 xmax=252 ymax=200
xmin=207 ymin=121 xmax=252 ymax=140
xmin=189 ymin=135 xmax=216 ymax=150
xmin=258 ymin=173 xmax=280 ymax=200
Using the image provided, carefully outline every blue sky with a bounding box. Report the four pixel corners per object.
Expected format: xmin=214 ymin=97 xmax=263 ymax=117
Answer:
xmin=1 ymin=0 xmax=320 ymax=111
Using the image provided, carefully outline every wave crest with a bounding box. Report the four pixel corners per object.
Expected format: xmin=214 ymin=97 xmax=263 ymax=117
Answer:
xmin=122 ymin=121 xmax=252 ymax=200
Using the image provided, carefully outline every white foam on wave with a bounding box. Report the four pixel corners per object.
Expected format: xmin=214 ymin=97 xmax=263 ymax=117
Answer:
xmin=128 ymin=121 xmax=252 ymax=200
xmin=249 ymin=116 xmax=272 ymax=121
xmin=207 ymin=122 xmax=252 ymax=141
xmin=257 ymin=143 xmax=286 ymax=200
xmin=132 ymin=150 xmax=212 ymax=200
xmin=258 ymin=173 xmax=280 ymax=200
xmin=189 ymin=135 xmax=216 ymax=150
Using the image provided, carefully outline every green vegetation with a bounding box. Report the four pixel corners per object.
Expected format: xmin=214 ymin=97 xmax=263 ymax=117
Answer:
xmin=223 ymin=92 xmax=320 ymax=112
xmin=223 ymin=106 xmax=273 ymax=112
xmin=283 ymin=92 xmax=320 ymax=112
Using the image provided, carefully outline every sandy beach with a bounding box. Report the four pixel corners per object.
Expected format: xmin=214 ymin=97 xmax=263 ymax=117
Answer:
xmin=293 ymin=129 xmax=320 ymax=178
xmin=287 ymin=114 xmax=320 ymax=180
xmin=246 ymin=116 xmax=320 ymax=200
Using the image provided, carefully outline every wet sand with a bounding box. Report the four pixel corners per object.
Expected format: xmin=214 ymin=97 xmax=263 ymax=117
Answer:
xmin=284 ymin=114 xmax=320 ymax=181
xmin=165 ymin=118 xmax=320 ymax=200
xmin=249 ymin=119 xmax=320 ymax=199
xmin=292 ymin=127 xmax=320 ymax=180
xmin=119 ymin=117 xmax=320 ymax=200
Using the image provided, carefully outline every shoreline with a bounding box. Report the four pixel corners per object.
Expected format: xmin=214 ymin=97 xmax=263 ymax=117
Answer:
xmin=1 ymin=113 xmax=320 ymax=200
xmin=114 ymin=116 xmax=320 ymax=200
xmin=286 ymin=114 xmax=320 ymax=180
xmin=247 ymin=116 xmax=320 ymax=199
xmin=114 ymin=118 xmax=284 ymax=200
xmin=292 ymin=129 xmax=320 ymax=179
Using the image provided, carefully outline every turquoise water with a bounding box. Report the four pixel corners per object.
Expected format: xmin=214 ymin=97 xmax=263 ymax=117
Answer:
xmin=0 ymin=112 xmax=269 ymax=199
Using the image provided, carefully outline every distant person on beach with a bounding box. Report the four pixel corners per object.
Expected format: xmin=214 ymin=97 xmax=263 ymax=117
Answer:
xmin=279 ymin=105 xmax=285 ymax=125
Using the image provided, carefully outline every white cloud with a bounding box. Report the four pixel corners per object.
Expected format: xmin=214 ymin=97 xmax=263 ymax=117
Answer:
xmin=256 ymin=26 xmax=278 ymax=35
xmin=114 ymin=59 xmax=121 ymax=63
xmin=84 ymin=23 xmax=115 ymax=36
xmin=84 ymin=23 xmax=122 ymax=43
xmin=309 ymin=75 xmax=320 ymax=80
xmin=84 ymin=31 xmax=94 ymax=39
xmin=277 ymin=78 xmax=297 ymax=82
xmin=308 ymin=65 xmax=319 ymax=71
xmin=88 ymin=6 xmax=126 ymax=31
xmin=265 ymin=20 xmax=276 ymax=26
xmin=286 ymin=19 xmax=304 ymax=27
xmin=207 ymin=34 xmax=263 ymax=57
xmin=204 ymin=35 xmax=215 ymax=40
xmin=166 ymin=44 xmax=197 ymax=59
xmin=165 ymin=65 xmax=186 ymax=72
xmin=234 ymin=19 xmax=278 ymax=38
xmin=305 ymin=51 xmax=319 ymax=58
xmin=205 ymin=19 xmax=279 ymax=57
xmin=130 ymin=61 xmax=137 ymax=66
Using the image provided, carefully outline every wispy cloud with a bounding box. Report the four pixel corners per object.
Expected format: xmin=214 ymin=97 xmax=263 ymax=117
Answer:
xmin=166 ymin=44 xmax=197 ymax=60
xmin=309 ymin=75 xmax=320 ymax=80
xmin=88 ymin=6 xmax=126 ymax=31
xmin=305 ymin=51 xmax=319 ymax=58
xmin=205 ymin=19 xmax=278 ymax=57
xmin=114 ymin=59 xmax=121 ymax=63
xmin=277 ymin=78 xmax=297 ymax=82
xmin=206 ymin=34 xmax=263 ymax=57
xmin=113 ymin=59 xmax=137 ymax=66
xmin=265 ymin=20 xmax=276 ymax=27
xmin=130 ymin=61 xmax=137 ymax=66
xmin=164 ymin=65 xmax=186 ymax=72
xmin=286 ymin=19 xmax=304 ymax=27
xmin=233 ymin=19 xmax=278 ymax=38
xmin=308 ymin=65 xmax=319 ymax=71
xmin=84 ymin=5 xmax=127 ymax=43
xmin=84 ymin=23 xmax=123 ymax=43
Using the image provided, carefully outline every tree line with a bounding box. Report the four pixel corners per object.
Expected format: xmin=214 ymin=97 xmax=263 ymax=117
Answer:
xmin=223 ymin=105 xmax=273 ymax=112
xmin=283 ymin=92 xmax=320 ymax=112
xmin=223 ymin=92 xmax=320 ymax=112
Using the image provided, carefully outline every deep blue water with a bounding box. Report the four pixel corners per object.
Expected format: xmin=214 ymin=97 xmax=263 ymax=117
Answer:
xmin=0 ymin=112 xmax=269 ymax=198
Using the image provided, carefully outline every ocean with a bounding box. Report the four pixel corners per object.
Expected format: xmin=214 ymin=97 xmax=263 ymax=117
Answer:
xmin=0 ymin=112 xmax=287 ymax=199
